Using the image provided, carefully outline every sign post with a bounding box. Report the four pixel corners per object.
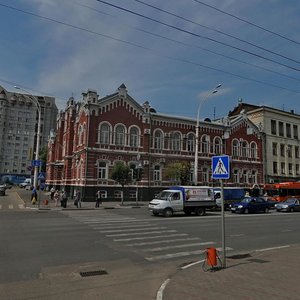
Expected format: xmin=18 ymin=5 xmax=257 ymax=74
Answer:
xmin=212 ymin=155 xmax=230 ymax=268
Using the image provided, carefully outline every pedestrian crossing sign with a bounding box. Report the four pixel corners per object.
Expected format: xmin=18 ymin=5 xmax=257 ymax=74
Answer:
xmin=212 ymin=155 xmax=230 ymax=179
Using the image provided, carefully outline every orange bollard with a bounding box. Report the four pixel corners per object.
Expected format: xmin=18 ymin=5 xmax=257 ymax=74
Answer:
xmin=206 ymin=247 xmax=217 ymax=266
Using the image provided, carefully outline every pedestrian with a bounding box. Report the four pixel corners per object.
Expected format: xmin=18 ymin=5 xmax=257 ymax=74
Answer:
xmin=54 ymin=190 xmax=60 ymax=207
xmin=50 ymin=186 xmax=55 ymax=200
xmin=61 ymin=190 xmax=68 ymax=208
xmin=74 ymin=189 xmax=81 ymax=208
xmin=95 ymin=190 xmax=102 ymax=207
xmin=31 ymin=188 xmax=37 ymax=205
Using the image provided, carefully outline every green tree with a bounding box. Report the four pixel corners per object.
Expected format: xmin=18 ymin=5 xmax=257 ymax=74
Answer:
xmin=165 ymin=161 xmax=191 ymax=185
xmin=110 ymin=161 xmax=131 ymax=205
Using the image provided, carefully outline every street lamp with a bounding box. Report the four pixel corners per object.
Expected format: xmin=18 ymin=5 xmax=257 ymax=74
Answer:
xmin=194 ymin=84 xmax=222 ymax=185
xmin=14 ymin=86 xmax=41 ymax=191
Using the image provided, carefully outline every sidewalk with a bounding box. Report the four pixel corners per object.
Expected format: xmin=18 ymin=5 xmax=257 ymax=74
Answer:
xmin=19 ymin=190 xmax=148 ymax=210
xmin=162 ymin=244 xmax=300 ymax=300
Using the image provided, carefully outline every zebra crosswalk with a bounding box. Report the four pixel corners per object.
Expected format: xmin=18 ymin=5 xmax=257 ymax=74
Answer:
xmin=0 ymin=204 xmax=26 ymax=210
xmin=61 ymin=210 xmax=233 ymax=262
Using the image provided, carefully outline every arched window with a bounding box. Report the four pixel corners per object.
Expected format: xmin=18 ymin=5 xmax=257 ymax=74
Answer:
xmin=201 ymin=135 xmax=209 ymax=153
xmin=241 ymin=141 xmax=248 ymax=158
xmin=115 ymin=125 xmax=125 ymax=146
xmin=99 ymin=123 xmax=110 ymax=144
xmin=129 ymin=127 xmax=139 ymax=147
xmin=78 ymin=125 xmax=84 ymax=145
xmin=233 ymin=169 xmax=239 ymax=183
xmin=154 ymin=130 xmax=163 ymax=150
xmin=98 ymin=161 xmax=108 ymax=179
xmin=249 ymin=170 xmax=257 ymax=184
xmin=232 ymin=140 xmax=239 ymax=157
xmin=187 ymin=133 xmax=195 ymax=152
xmin=250 ymin=142 xmax=257 ymax=158
xmin=171 ymin=132 xmax=181 ymax=151
xmin=153 ymin=165 xmax=161 ymax=181
xmin=214 ymin=137 xmax=222 ymax=155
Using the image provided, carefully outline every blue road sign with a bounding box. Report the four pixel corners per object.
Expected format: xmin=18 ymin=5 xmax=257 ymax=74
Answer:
xmin=212 ymin=155 xmax=230 ymax=179
xmin=38 ymin=173 xmax=45 ymax=181
xmin=32 ymin=160 xmax=42 ymax=167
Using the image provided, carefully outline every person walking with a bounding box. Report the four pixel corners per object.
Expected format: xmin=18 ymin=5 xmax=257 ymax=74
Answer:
xmin=50 ymin=186 xmax=55 ymax=201
xmin=95 ymin=190 xmax=102 ymax=207
xmin=61 ymin=190 xmax=68 ymax=208
xmin=74 ymin=189 xmax=81 ymax=208
xmin=31 ymin=188 xmax=37 ymax=205
xmin=54 ymin=190 xmax=60 ymax=207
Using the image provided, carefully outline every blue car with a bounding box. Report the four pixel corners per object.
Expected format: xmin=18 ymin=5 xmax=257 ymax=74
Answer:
xmin=275 ymin=198 xmax=300 ymax=212
xmin=230 ymin=197 xmax=270 ymax=214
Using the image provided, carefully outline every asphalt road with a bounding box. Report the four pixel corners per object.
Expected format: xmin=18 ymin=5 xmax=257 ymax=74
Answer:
xmin=1 ymin=191 xmax=300 ymax=299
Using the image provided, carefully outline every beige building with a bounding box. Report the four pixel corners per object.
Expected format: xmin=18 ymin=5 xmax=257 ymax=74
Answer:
xmin=229 ymin=102 xmax=300 ymax=183
xmin=0 ymin=85 xmax=57 ymax=177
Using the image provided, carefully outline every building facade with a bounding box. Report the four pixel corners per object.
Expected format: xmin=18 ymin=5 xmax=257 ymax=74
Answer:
xmin=229 ymin=102 xmax=300 ymax=184
xmin=0 ymin=85 xmax=58 ymax=178
xmin=46 ymin=84 xmax=263 ymax=202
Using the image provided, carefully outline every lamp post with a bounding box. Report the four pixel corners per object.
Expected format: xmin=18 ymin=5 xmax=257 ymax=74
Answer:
xmin=14 ymin=86 xmax=41 ymax=192
xmin=194 ymin=84 xmax=222 ymax=185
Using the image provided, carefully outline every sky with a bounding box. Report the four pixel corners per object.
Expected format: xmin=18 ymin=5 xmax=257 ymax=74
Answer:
xmin=1 ymin=0 xmax=300 ymax=121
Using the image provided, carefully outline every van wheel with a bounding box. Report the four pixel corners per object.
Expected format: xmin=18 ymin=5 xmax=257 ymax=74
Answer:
xmin=195 ymin=208 xmax=205 ymax=216
xmin=164 ymin=208 xmax=173 ymax=217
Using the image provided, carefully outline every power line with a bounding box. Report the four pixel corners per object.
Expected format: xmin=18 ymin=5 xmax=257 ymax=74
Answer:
xmin=192 ymin=0 xmax=300 ymax=46
xmin=0 ymin=2 xmax=299 ymax=94
xmin=132 ymin=0 xmax=300 ymax=65
xmin=80 ymin=3 xmax=300 ymax=84
xmin=95 ymin=0 xmax=300 ymax=72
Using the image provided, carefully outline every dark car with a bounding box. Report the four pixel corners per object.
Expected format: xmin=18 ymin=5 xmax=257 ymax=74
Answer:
xmin=0 ymin=186 xmax=5 ymax=196
xmin=275 ymin=198 xmax=300 ymax=212
xmin=230 ymin=197 xmax=270 ymax=214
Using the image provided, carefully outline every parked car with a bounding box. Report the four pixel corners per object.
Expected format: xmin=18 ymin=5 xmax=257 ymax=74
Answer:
xmin=0 ymin=183 xmax=13 ymax=190
xmin=230 ymin=197 xmax=270 ymax=214
xmin=275 ymin=198 xmax=300 ymax=212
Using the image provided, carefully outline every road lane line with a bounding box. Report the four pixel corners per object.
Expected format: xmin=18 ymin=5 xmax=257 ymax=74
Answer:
xmin=114 ymin=233 xmax=188 ymax=242
xmin=125 ymin=237 xmax=200 ymax=246
xmin=100 ymin=227 xmax=166 ymax=233
xmin=255 ymin=245 xmax=290 ymax=252
xmin=8 ymin=204 xmax=13 ymax=209
xmin=106 ymin=230 xmax=177 ymax=237
xmin=143 ymin=241 xmax=215 ymax=252
xmin=156 ymin=279 xmax=170 ymax=300
xmin=91 ymin=223 xmax=152 ymax=229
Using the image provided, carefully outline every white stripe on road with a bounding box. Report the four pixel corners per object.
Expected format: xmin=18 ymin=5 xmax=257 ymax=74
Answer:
xmin=100 ymin=227 xmax=166 ymax=233
xmin=146 ymin=247 xmax=233 ymax=262
xmin=143 ymin=241 xmax=215 ymax=252
xmin=80 ymin=218 xmax=136 ymax=223
xmin=114 ymin=233 xmax=188 ymax=242
xmin=91 ymin=223 xmax=152 ymax=229
xmin=18 ymin=204 xmax=25 ymax=209
xmin=255 ymin=245 xmax=290 ymax=252
xmin=8 ymin=204 xmax=13 ymax=209
xmin=125 ymin=237 xmax=200 ymax=247
xmin=0 ymin=205 xmax=2 ymax=209
xmin=106 ymin=230 xmax=177 ymax=237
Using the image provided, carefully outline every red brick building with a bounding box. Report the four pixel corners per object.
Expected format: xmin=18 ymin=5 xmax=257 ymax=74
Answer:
xmin=46 ymin=84 xmax=264 ymax=201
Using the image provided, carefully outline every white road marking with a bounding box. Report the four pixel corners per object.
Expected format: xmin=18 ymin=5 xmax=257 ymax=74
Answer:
xmin=18 ymin=204 xmax=25 ymax=209
xmin=8 ymin=204 xmax=13 ymax=209
xmin=255 ymin=245 xmax=290 ymax=252
xmin=181 ymin=259 xmax=205 ymax=270
xmin=156 ymin=279 xmax=170 ymax=300
xmin=100 ymin=227 xmax=166 ymax=233
xmin=106 ymin=230 xmax=177 ymax=237
xmin=91 ymin=223 xmax=152 ymax=229
xmin=114 ymin=233 xmax=188 ymax=242
xmin=0 ymin=204 xmax=2 ymax=209
xmin=125 ymin=237 xmax=201 ymax=247
xmin=229 ymin=234 xmax=245 ymax=237
xmin=143 ymin=241 xmax=215 ymax=252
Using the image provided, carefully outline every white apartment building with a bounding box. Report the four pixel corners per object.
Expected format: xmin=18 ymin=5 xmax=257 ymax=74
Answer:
xmin=0 ymin=85 xmax=58 ymax=177
xmin=229 ymin=102 xmax=300 ymax=183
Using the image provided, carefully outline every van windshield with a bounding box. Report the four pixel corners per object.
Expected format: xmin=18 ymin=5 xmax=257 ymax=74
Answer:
xmin=156 ymin=191 xmax=172 ymax=200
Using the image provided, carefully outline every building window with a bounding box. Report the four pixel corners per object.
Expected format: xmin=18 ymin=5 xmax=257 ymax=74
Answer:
xmin=293 ymin=124 xmax=298 ymax=139
xmin=201 ymin=135 xmax=209 ymax=153
xmin=202 ymin=167 xmax=209 ymax=183
xmin=280 ymin=144 xmax=285 ymax=157
xmin=187 ymin=133 xmax=195 ymax=152
xmin=287 ymin=145 xmax=292 ymax=158
xmin=296 ymin=164 xmax=300 ymax=175
xmin=295 ymin=146 xmax=299 ymax=158
xmin=114 ymin=190 xmax=122 ymax=199
xmin=100 ymin=123 xmax=110 ymax=144
xmin=250 ymin=142 xmax=257 ymax=158
xmin=271 ymin=120 xmax=276 ymax=135
xmin=273 ymin=162 xmax=278 ymax=174
xmin=279 ymin=122 xmax=284 ymax=137
xmin=286 ymin=123 xmax=291 ymax=138
xmin=281 ymin=162 xmax=285 ymax=174
xmin=170 ymin=132 xmax=181 ymax=151
xmin=214 ymin=137 xmax=222 ymax=155
xmin=232 ymin=140 xmax=239 ymax=157
xmin=153 ymin=165 xmax=161 ymax=181
xmin=272 ymin=143 xmax=277 ymax=156
xmin=129 ymin=127 xmax=139 ymax=147
xmin=98 ymin=161 xmax=107 ymax=179
xmin=115 ymin=125 xmax=125 ymax=146
xmin=154 ymin=131 xmax=163 ymax=150
xmin=289 ymin=163 xmax=293 ymax=175
xmin=241 ymin=141 xmax=248 ymax=158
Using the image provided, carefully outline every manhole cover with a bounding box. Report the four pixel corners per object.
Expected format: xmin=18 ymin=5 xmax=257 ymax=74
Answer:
xmin=80 ymin=270 xmax=108 ymax=277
